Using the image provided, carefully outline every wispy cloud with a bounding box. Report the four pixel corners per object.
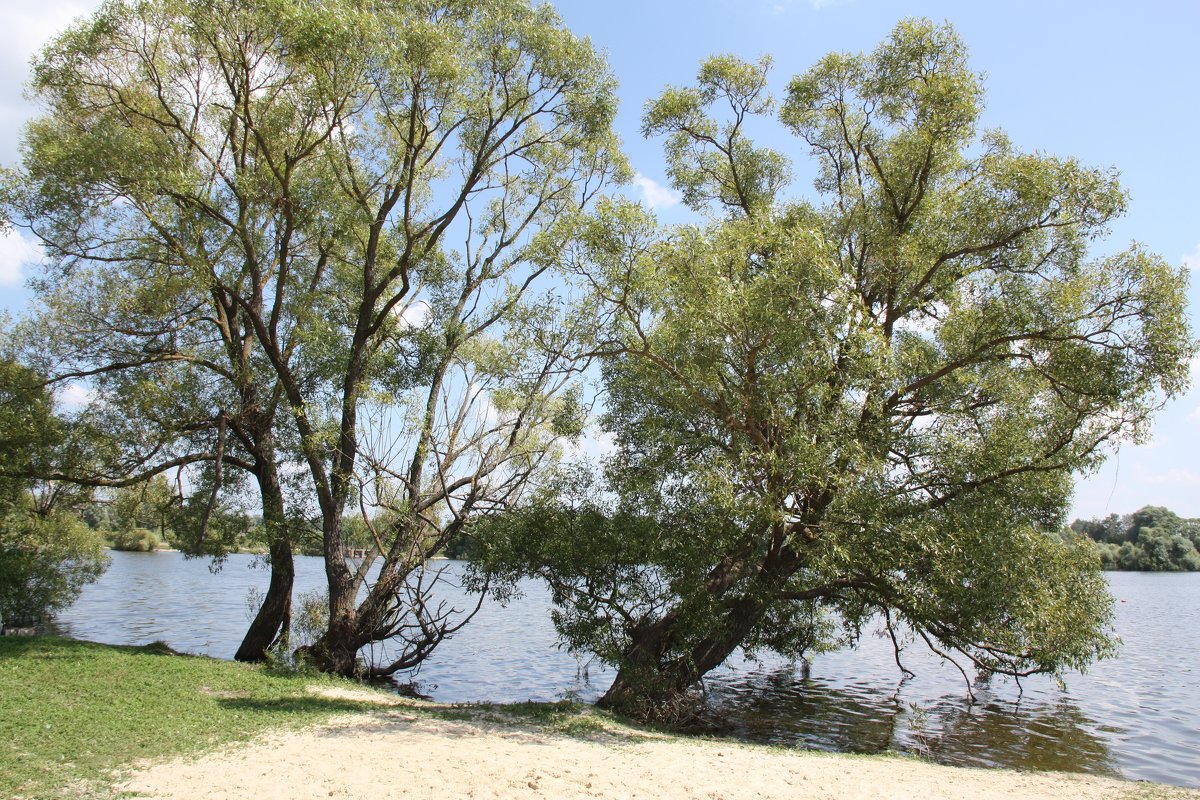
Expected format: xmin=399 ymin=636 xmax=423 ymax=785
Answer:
xmin=1183 ymin=243 xmax=1200 ymax=271
xmin=0 ymin=228 xmax=40 ymax=287
xmin=633 ymin=173 xmax=682 ymax=211
xmin=1138 ymin=466 xmax=1200 ymax=487
xmin=1188 ymin=406 xmax=1200 ymax=424
xmin=767 ymin=0 xmax=840 ymax=13
xmin=58 ymin=382 xmax=93 ymax=411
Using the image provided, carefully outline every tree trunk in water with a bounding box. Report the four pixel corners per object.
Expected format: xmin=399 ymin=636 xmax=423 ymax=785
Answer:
xmin=597 ymin=596 xmax=767 ymax=720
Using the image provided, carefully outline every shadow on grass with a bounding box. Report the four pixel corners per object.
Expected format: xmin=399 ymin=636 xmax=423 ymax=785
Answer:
xmin=410 ymin=701 xmax=655 ymax=744
xmin=215 ymin=696 xmax=387 ymax=715
xmin=0 ymin=635 xmax=195 ymax=660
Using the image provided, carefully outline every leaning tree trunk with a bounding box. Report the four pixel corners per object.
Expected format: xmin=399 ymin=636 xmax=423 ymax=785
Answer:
xmin=235 ymin=466 xmax=294 ymax=662
xmin=597 ymin=595 xmax=769 ymax=720
xmin=234 ymin=534 xmax=294 ymax=662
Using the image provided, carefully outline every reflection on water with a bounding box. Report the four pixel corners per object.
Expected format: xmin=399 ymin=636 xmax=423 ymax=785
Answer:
xmin=697 ymin=667 xmax=1119 ymax=779
xmin=56 ymin=553 xmax=1200 ymax=788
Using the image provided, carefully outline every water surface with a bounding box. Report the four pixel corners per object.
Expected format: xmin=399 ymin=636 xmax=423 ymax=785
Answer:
xmin=57 ymin=553 xmax=1200 ymax=787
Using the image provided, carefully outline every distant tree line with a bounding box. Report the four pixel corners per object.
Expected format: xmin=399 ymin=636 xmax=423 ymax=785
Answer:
xmin=1071 ymin=507 xmax=1200 ymax=571
xmin=80 ymin=479 xmax=424 ymax=559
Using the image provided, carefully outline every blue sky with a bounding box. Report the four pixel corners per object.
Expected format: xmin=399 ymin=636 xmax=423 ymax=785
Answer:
xmin=1 ymin=0 xmax=1197 ymax=521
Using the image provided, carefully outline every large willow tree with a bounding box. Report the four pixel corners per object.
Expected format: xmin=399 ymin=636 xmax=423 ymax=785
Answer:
xmin=6 ymin=0 xmax=623 ymax=673
xmin=476 ymin=21 xmax=1195 ymax=718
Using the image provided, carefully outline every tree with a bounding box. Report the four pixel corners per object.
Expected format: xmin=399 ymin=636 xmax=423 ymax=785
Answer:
xmin=475 ymin=21 xmax=1195 ymax=719
xmin=1074 ymin=506 xmax=1200 ymax=571
xmin=6 ymin=182 xmax=302 ymax=660
xmin=7 ymin=0 xmax=623 ymax=674
xmin=0 ymin=360 xmax=107 ymax=629
xmin=101 ymin=476 xmax=177 ymax=551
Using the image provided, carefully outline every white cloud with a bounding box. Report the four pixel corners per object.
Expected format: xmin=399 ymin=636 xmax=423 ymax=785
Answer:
xmin=0 ymin=228 xmax=40 ymax=287
xmin=1183 ymin=244 xmax=1200 ymax=271
xmin=1139 ymin=467 xmax=1200 ymax=487
xmin=58 ymin=382 xmax=93 ymax=411
xmin=1 ymin=1 xmax=102 ymax=152
xmin=1188 ymin=406 xmax=1200 ymax=424
xmin=0 ymin=2 xmax=92 ymax=83
xmin=564 ymin=428 xmax=617 ymax=461
xmin=396 ymin=299 xmax=430 ymax=329
xmin=633 ymin=173 xmax=682 ymax=211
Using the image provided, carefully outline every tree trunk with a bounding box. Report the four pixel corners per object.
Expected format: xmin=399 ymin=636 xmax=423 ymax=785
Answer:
xmin=234 ymin=533 xmax=293 ymax=662
xmin=298 ymin=610 xmax=361 ymax=676
xmin=597 ymin=596 xmax=767 ymax=720
xmin=297 ymin=511 xmax=361 ymax=676
xmin=235 ymin=465 xmax=294 ymax=662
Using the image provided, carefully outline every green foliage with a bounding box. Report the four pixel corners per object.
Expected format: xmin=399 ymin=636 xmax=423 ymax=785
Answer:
xmin=1074 ymin=506 xmax=1200 ymax=571
xmin=0 ymin=360 xmax=108 ymax=628
xmin=168 ymin=476 xmax=256 ymax=560
xmin=106 ymin=476 xmax=177 ymax=540
xmin=0 ymin=508 xmax=108 ymax=627
xmin=105 ymin=525 xmax=159 ymax=552
xmin=0 ymin=360 xmax=58 ymax=507
xmin=440 ymin=527 xmax=475 ymax=560
xmin=5 ymin=0 xmax=626 ymax=674
xmin=476 ymin=19 xmax=1194 ymax=715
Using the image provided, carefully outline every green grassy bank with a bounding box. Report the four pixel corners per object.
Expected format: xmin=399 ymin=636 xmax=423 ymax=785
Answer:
xmin=0 ymin=636 xmax=391 ymax=799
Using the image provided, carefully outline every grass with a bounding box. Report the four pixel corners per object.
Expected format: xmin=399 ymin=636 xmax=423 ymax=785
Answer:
xmin=0 ymin=636 xmax=394 ymax=799
xmin=424 ymin=699 xmax=644 ymax=740
xmin=5 ymin=637 xmax=1197 ymax=800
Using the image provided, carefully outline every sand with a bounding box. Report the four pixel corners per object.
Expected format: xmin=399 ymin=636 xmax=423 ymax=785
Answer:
xmin=119 ymin=687 xmax=1197 ymax=800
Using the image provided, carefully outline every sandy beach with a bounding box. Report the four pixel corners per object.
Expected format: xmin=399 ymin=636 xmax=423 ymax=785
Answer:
xmin=117 ymin=687 xmax=1198 ymax=800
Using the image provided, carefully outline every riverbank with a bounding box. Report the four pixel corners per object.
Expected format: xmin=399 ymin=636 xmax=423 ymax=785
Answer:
xmin=122 ymin=689 xmax=1199 ymax=800
xmin=2 ymin=637 xmax=1196 ymax=800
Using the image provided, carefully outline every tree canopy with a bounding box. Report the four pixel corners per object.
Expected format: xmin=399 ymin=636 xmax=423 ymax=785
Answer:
xmin=473 ymin=20 xmax=1196 ymax=719
xmin=5 ymin=0 xmax=625 ymax=673
xmin=3 ymin=5 xmax=1194 ymax=718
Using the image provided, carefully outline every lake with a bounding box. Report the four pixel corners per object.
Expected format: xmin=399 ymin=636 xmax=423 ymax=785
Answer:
xmin=56 ymin=551 xmax=1200 ymax=788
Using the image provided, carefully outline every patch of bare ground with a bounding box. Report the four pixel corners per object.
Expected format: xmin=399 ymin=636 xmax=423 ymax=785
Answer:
xmin=118 ymin=694 xmax=1199 ymax=800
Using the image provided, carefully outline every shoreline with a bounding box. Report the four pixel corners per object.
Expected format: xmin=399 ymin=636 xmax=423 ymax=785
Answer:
xmin=121 ymin=687 xmax=1199 ymax=800
xmin=3 ymin=638 xmax=1195 ymax=799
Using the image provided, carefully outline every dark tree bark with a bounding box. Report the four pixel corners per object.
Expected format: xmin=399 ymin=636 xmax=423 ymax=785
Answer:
xmin=596 ymin=596 xmax=768 ymax=718
xmin=234 ymin=531 xmax=294 ymax=662
xmin=234 ymin=436 xmax=295 ymax=663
